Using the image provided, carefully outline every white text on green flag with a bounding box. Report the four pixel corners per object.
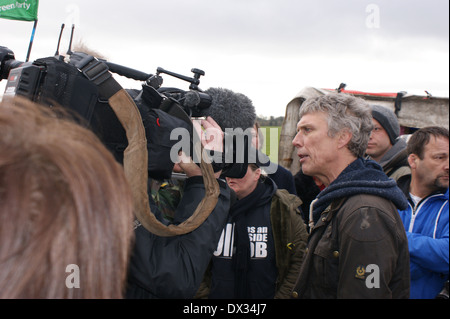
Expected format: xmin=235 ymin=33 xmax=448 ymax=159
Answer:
xmin=0 ymin=0 xmax=39 ymax=21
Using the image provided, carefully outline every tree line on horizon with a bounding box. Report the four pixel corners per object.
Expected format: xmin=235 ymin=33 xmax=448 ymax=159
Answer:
xmin=256 ymin=115 xmax=284 ymax=127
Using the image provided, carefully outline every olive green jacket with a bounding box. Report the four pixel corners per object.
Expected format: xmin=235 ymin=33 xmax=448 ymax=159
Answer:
xmin=271 ymin=189 xmax=309 ymax=298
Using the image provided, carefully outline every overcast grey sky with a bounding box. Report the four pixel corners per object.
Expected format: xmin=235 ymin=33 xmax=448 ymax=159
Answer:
xmin=1 ymin=0 xmax=448 ymax=116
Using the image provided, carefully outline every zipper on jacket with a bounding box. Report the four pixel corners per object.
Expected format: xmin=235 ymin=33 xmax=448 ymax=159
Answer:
xmin=408 ymin=194 xmax=445 ymax=233
xmin=433 ymin=201 xmax=448 ymax=239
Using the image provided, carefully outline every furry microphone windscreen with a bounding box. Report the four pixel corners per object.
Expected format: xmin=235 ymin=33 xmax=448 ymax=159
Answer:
xmin=204 ymin=87 xmax=256 ymax=130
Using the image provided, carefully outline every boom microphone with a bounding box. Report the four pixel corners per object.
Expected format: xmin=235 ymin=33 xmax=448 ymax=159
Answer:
xmin=202 ymin=87 xmax=277 ymax=177
xmin=204 ymin=87 xmax=256 ymax=131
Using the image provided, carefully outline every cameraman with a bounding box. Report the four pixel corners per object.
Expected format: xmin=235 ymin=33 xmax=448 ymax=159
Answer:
xmin=126 ymin=116 xmax=232 ymax=299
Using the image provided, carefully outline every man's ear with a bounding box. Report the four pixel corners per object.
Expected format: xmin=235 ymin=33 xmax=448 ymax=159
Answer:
xmin=254 ymin=168 xmax=262 ymax=181
xmin=337 ymin=130 xmax=352 ymax=149
xmin=408 ymin=154 xmax=418 ymax=169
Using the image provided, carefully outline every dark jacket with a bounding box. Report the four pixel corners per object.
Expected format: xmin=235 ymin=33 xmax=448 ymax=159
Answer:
xmin=367 ymin=138 xmax=411 ymax=182
xmin=294 ymin=170 xmax=322 ymax=224
xmin=292 ymin=158 xmax=410 ymax=299
xmin=126 ymin=176 xmax=231 ymax=299
xmin=268 ymin=163 xmax=297 ymax=196
xmin=271 ymin=188 xmax=309 ymax=298
xmin=198 ymin=177 xmax=308 ymax=299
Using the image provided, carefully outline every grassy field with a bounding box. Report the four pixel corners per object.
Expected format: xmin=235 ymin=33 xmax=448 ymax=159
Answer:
xmin=260 ymin=126 xmax=281 ymax=164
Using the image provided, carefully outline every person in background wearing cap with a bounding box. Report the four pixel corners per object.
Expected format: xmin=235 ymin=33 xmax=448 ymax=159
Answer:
xmin=195 ymin=161 xmax=308 ymax=299
xmin=366 ymin=104 xmax=411 ymax=182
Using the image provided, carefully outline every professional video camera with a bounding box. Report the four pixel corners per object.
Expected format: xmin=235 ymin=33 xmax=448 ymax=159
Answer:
xmin=1 ymin=31 xmax=253 ymax=180
xmin=1 ymin=45 xmax=208 ymax=180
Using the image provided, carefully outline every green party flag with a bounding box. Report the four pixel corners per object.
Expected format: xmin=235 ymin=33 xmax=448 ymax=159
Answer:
xmin=0 ymin=0 xmax=39 ymax=21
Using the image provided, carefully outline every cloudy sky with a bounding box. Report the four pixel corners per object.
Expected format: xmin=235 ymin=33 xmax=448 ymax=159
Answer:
xmin=1 ymin=0 xmax=448 ymax=117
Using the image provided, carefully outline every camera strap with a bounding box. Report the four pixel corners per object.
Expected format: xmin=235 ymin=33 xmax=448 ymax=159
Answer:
xmin=69 ymin=52 xmax=122 ymax=100
xmin=70 ymin=52 xmax=220 ymax=237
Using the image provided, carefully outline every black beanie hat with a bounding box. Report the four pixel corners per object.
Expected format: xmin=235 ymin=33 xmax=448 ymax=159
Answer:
xmin=370 ymin=104 xmax=400 ymax=145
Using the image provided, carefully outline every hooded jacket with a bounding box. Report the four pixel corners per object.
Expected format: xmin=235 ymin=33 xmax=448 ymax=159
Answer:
xmin=366 ymin=138 xmax=410 ymax=182
xmin=292 ymin=158 xmax=410 ymax=299
xmin=379 ymin=138 xmax=411 ymax=182
xmin=397 ymin=176 xmax=449 ymax=299
xmin=203 ymin=177 xmax=307 ymax=299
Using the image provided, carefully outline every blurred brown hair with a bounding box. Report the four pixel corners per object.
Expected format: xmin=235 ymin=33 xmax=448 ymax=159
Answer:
xmin=0 ymin=97 xmax=134 ymax=298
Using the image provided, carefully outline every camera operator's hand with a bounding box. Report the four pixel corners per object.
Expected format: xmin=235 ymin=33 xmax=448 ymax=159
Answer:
xmin=178 ymin=116 xmax=224 ymax=178
xmin=178 ymin=151 xmax=201 ymax=177
xmin=196 ymin=116 xmax=224 ymax=153
xmin=178 ymin=150 xmax=222 ymax=179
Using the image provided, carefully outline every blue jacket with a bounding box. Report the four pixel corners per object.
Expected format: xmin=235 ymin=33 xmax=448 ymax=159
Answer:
xmin=397 ymin=176 xmax=449 ymax=299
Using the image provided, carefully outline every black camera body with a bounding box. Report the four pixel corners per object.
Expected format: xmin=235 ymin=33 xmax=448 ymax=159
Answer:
xmin=1 ymin=48 xmax=205 ymax=178
xmin=3 ymin=55 xmax=101 ymax=125
xmin=4 ymin=63 xmax=45 ymax=100
xmin=1 ymin=46 xmax=254 ymax=180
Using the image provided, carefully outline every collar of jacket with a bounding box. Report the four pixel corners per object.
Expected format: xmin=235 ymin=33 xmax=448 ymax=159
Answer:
xmin=311 ymin=158 xmax=408 ymax=225
xmin=397 ymin=174 xmax=448 ymax=206
xmin=379 ymin=138 xmax=407 ymax=168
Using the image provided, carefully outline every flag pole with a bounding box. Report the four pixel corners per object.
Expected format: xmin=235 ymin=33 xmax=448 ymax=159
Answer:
xmin=25 ymin=19 xmax=38 ymax=62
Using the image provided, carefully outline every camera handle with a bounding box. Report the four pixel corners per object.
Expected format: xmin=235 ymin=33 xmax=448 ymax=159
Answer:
xmin=103 ymin=61 xmax=152 ymax=81
xmin=156 ymin=67 xmax=205 ymax=91
xmin=93 ymin=61 xmax=205 ymax=92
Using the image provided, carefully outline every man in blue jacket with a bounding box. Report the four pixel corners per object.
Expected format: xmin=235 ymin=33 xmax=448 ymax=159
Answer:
xmin=397 ymin=126 xmax=449 ymax=299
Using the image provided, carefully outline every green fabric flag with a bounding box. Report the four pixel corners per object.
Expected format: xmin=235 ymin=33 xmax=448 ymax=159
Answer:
xmin=0 ymin=0 xmax=39 ymax=21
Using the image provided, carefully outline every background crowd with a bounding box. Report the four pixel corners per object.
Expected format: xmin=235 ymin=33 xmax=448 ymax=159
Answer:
xmin=0 ymin=86 xmax=448 ymax=300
